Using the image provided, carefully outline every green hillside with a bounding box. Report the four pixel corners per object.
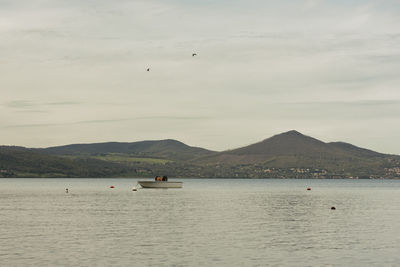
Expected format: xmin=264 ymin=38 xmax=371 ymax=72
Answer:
xmin=1 ymin=131 xmax=400 ymax=178
xmin=37 ymin=139 xmax=216 ymax=161
xmin=0 ymin=146 xmax=131 ymax=177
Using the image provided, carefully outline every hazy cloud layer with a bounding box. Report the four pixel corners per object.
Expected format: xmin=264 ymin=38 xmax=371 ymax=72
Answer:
xmin=1 ymin=0 xmax=400 ymax=153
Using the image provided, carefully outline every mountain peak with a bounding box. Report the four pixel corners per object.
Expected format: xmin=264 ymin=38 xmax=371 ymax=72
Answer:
xmin=275 ymin=130 xmax=304 ymax=137
xmin=223 ymin=130 xmax=326 ymax=158
xmin=263 ymin=130 xmax=312 ymax=143
xmin=198 ymin=130 xmax=392 ymax=166
xmin=283 ymin=130 xmax=302 ymax=135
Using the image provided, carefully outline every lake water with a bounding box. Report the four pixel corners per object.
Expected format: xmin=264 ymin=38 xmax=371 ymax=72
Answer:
xmin=0 ymin=178 xmax=399 ymax=266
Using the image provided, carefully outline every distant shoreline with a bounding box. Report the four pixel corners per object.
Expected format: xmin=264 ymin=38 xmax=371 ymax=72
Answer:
xmin=2 ymin=176 xmax=400 ymax=180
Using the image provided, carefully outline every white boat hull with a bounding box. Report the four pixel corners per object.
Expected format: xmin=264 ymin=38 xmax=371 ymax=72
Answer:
xmin=138 ymin=181 xmax=183 ymax=189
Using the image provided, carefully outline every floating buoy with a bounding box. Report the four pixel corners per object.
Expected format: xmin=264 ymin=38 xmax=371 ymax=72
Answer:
xmin=132 ymin=187 xmax=137 ymax=191
xmin=331 ymin=206 xmax=336 ymax=210
xmin=110 ymin=186 xmax=115 ymax=189
xmin=307 ymin=187 xmax=311 ymax=191
xmin=65 ymin=188 xmax=68 ymax=193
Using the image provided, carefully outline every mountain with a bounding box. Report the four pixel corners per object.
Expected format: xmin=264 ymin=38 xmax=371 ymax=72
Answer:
xmin=197 ymin=130 xmax=387 ymax=165
xmin=36 ymin=139 xmax=216 ymax=161
xmin=193 ymin=130 xmax=400 ymax=178
xmin=1 ymin=131 xmax=400 ymax=178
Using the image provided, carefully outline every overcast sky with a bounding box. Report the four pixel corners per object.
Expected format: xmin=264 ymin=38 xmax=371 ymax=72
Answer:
xmin=1 ymin=0 xmax=400 ymax=153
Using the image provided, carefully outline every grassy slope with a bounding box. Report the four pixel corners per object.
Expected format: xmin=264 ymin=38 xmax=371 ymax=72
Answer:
xmin=0 ymin=146 xmax=130 ymax=177
xmin=37 ymin=139 xmax=216 ymax=161
xmin=62 ymin=153 xmax=172 ymax=164
xmin=2 ymin=131 xmax=400 ymax=178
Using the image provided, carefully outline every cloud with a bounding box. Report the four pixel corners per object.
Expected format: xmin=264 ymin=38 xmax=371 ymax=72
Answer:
xmin=5 ymin=101 xmax=35 ymax=108
xmin=4 ymin=100 xmax=81 ymax=109
xmin=1 ymin=116 xmax=211 ymax=129
xmin=45 ymin=101 xmax=81 ymax=106
xmin=281 ymin=99 xmax=400 ymax=106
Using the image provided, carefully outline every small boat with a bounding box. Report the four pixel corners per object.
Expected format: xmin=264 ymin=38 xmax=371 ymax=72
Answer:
xmin=138 ymin=181 xmax=183 ymax=189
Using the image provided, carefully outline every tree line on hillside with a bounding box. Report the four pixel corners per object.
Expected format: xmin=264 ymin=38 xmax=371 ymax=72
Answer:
xmin=2 ymin=130 xmax=400 ymax=178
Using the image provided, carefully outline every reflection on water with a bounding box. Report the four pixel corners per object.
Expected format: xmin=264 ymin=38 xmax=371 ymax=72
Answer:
xmin=0 ymin=178 xmax=399 ymax=266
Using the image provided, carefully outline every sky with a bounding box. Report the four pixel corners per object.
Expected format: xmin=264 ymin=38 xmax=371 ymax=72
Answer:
xmin=1 ymin=0 xmax=400 ymax=153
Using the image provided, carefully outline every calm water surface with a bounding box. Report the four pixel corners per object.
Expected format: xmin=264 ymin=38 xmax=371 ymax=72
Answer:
xmin=0 ymin=178 xmax=399 ymax=266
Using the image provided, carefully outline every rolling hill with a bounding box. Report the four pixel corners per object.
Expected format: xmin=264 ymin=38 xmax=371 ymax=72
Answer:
xmin=1 ymin=131 xmax=400 ymax=178
xmin=0 ymin=146 xmax=130 ymax=177
xmin=36 ymin=139 xmax=216 ymax=161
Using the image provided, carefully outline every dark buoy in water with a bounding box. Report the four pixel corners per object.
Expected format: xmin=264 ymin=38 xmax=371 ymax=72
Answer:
xmin=65 ymin=188 xmax=68 ymax=193
xmin=307 ymin=187 xmax=311 ymax=191
xmin=110 ymin=185 xmax=115 ymax=189
xmin=331 ymin=206 xmax=336 ymax=210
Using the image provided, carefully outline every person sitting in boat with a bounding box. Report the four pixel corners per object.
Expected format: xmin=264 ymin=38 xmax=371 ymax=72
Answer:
xmin=162 ymin=176 xmax=168 ymax=181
